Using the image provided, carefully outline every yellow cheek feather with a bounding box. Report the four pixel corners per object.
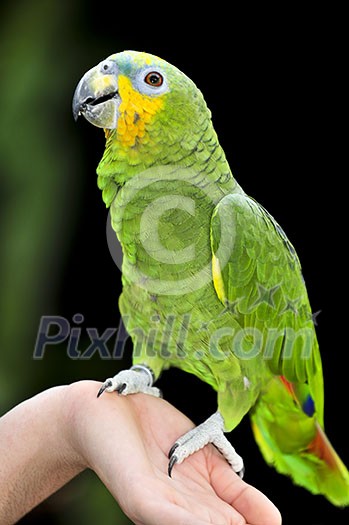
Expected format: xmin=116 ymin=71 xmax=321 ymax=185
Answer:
xmin=117 ymin=75 xmax=164 ymax=148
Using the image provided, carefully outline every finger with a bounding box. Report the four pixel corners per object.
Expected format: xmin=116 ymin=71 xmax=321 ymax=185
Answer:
xmin=229 ymin=483 xmax=281 ymax=525
xmin=210 ymin=459 xmax=281 ymax=525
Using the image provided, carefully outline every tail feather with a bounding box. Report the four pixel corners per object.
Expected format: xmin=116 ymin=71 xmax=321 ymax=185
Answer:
xmin=251 ymin=377 xmax=349 ymax=506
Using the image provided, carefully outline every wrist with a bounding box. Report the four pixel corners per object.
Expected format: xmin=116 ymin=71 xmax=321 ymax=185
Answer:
xmin=62 ymin=380 xmax=105 ymax=471
xmin=0 ymin=383 xmax=90 ymax=523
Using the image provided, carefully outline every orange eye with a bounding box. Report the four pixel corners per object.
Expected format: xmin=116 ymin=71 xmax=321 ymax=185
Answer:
xmin=144 ymin=71 xmax=163 ymax=87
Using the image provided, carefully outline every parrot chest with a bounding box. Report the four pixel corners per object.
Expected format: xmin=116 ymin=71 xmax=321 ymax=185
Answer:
xmin=110 ymin=175 xmax=269 ymax=406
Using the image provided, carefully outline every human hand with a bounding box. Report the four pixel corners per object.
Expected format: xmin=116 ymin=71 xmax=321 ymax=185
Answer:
xmin=68 ymin=380 xmax=281 ymax=525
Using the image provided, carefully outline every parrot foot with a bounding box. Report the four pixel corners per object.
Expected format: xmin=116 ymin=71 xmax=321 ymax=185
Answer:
xmin=97 ymin=365 xmax=161 ymax=398
xmin=168 ymin=411 xmax=244 ymax=478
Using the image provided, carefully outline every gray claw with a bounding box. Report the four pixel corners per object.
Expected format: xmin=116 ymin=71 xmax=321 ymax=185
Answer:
xmin=168 ymin=454 xmax=177 ymax=478
xmin=116 ymin=383 xmax=127 ymax=394
xmin=97 ymin=380 xmax=112 ymax=398
xmin=237 ymin=466 xmax=245 ymax=479
xmin=168 ymin=443 xmax=179 ymax=459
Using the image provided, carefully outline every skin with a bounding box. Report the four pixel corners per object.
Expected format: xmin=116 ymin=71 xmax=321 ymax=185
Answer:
xmin=0 ymin=380 xmax=281 ymax=525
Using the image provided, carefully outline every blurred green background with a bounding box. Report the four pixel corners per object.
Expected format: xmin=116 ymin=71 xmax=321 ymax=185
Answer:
xmin=0 ymin=2 xmax=134 ymax=522
xmin=0 ymin=1 xmax=347 ymax=524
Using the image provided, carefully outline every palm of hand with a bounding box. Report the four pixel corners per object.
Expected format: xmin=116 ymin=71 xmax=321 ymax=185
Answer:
xmin=110 ymin=393 xmax=280 ymax=525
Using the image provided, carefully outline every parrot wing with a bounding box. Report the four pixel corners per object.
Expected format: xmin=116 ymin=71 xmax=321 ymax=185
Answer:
xmin=210 ymin=192 xmax=349 ymax=506
xmin=210 ymin=191 xmax=322 ymax=401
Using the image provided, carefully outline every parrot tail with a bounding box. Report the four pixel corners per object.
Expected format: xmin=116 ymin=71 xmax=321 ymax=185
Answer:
xmin=250 ymin=376 xmax=349 ymax=506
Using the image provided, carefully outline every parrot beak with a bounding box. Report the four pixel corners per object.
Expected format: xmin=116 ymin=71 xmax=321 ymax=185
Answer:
xmin=72 ymin=61 xmax=120 ymax=129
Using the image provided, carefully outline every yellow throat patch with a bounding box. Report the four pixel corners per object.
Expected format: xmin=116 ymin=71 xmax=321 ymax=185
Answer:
xmin=116 ymin=75 xmax=164 ymax=148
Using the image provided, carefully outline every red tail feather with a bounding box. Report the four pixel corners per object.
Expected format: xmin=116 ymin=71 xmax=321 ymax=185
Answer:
xmin=308 ymin=423 xmax=342 ymax=471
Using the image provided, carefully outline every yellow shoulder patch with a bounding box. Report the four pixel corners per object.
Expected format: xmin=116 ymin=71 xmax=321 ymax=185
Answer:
xmin=117 ymin=75 xmax=164 ymax=148
xmin=212 ymin=254 xmax=226 ymax=303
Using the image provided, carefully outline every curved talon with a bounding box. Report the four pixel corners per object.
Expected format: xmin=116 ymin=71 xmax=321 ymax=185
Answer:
xmin=97 ymin=380 xmax=112 ymax=398
xmin=116 ymin=383 xmax=127 ymax=394
xmin=168 ymin=442 xmax=179 ymax=459
xmin=237 ymin=466 xmax=245 ymax=479
xmin=168 ymin=455 xmax=177 ymax=478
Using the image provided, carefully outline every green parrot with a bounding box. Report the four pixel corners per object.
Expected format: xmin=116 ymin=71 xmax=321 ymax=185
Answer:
xmin=73 ymin=50 xmax=349 ymax=506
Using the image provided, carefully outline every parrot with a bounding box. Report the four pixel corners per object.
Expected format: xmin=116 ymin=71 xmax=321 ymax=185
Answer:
xmin=72 ymin=50 xmax=349 ymax=506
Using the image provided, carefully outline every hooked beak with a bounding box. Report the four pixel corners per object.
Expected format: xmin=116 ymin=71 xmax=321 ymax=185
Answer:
xmin=72 ymin=61 xmax=120 ymax=129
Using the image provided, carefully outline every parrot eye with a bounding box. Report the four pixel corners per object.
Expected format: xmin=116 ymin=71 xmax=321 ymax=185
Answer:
xmin=144 ymin=71 xmax=163 ymax=87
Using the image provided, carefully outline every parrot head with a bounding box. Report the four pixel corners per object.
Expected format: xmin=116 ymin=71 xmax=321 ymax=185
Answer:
xmin=73 ymin=50 xmax=210 ymax=152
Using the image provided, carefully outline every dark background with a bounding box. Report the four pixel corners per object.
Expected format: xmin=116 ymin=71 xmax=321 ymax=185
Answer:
xmin=0 ymin=1 xmax=347 ymax=523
